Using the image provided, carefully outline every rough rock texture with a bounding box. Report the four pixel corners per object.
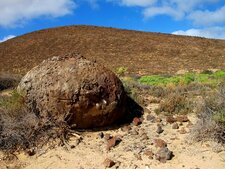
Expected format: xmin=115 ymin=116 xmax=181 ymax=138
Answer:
xmin=17 ymin=54 xmax=128 ymax=128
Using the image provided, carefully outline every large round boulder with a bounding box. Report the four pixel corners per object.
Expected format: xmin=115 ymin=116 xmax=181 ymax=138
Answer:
xmin=17 ymin=54 xmax=128 ymax=128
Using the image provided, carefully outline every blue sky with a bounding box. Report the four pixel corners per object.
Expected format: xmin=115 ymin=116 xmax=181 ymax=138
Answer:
xmin=0 ymin=0 xmax=225 ymax=42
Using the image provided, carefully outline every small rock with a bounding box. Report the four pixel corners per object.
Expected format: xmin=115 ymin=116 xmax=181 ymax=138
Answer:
xmin=144 ymin=150 xmax=154 ymax=159
xmin=172 ymin=123 xmax=179 ymax=129
xmin=107 ymin=136 xmax=122 ymax=150
xmin=104 ymin=133 xmax=112 ymax=140
xmin=176 ymin=115 xmax=189 ymax=123
xmin=133 ymin=117 xmax=142 ymax=126
xmin=155 ymin=147 xmax=173 ymax=163
xmin=166 ymin=116 xmax=176 ymax=124
xmin=103 ymin=158 xmax=115 ymax=168
xmin=98 ymin=132 xmax=104 ymax=139
xmin=154 ymin=139 xmax=167 ymax=148
xmin=155 ymin=117 xmax=162 ymax=123
xmin=156 ymin=125 xmax=164 ymax=134
xmin=146 ymin=115 xmax=155 ymax=122
xmin=27 ymin=149 xmax=36 ymax=156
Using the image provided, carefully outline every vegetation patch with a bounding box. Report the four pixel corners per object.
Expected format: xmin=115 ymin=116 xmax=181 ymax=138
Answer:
xmin=138 ymin=71 xmax=225 ymax=86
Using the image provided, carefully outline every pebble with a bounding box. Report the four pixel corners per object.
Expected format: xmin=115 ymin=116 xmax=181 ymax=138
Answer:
xmin=155 ymin=147 xmax=173 ymax=163
xmin=156 ymin=125 xmax=164 ymax=134
xmin=172 ymin=123 xmax=179 ymax=129
xmin=103 ymin=158 xmax=116 ymax=168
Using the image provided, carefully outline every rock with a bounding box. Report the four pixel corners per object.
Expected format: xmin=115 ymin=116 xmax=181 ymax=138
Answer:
xmin=104 ymin=133 xmax=112 ymax=140
xmin=107 ymin=136 xmax=122 ymax=150
xmin=155 ymin=117 xmax=162 ymax=123
xmin=172 ymin=123 xmax=179 ymax=129
xmin=166 ymin=116 xmax=176 ymax=124
xmin=156 ymin=125 xmax=164 ymax=134
xmin=176 ymin=115 xmax=189 ymax=123
xmin=103 ymin=158 xmax=115 ymax=168
xmin=146 ymin=115 xmax=155 ymax=122
xmin=144 ymin=150 xmax=154 ymax=159
xmin=133 ymin=117 xmax=142 ymax=126
xmin=17 ymin=54 xmax=128 ymax=128
xmin=155 ymin=147 xmax=173 ymax=163
xmin=98 ymin=132 xmax=104 ymax=139
xmin=154 ymin=139 xmax=167 ymax=148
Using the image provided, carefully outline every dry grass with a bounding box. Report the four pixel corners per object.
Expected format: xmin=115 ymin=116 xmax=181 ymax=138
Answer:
xmin=0 ymin=92 xmax=74 ymax=153
xmin=190 ymin=85 xmax=225 ymax=143
xmin=0 ymin=26 xmax=225 ymax=75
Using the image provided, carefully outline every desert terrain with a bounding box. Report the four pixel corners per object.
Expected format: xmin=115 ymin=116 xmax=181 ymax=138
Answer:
xmin=0 ymin=26 xmax=224 ymax=169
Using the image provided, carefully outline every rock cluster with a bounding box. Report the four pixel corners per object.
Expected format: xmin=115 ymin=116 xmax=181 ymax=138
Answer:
xmin=17 ymin=54 xmax=128 ymax=128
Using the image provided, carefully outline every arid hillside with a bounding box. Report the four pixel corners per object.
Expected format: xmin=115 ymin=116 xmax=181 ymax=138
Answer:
xmin=0 ymin=25 xmax=225 ymax=75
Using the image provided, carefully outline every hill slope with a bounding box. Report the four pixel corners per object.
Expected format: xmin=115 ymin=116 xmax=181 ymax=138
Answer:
xmin=1 ymin=25 xmax=225 ymax=75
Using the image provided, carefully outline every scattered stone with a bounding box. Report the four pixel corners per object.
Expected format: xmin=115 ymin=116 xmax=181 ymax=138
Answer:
xmin=104 ymin=133 xmax=112 ymax=140
xmin=176 ymin=115 xmax=189 ymax=123
xmin=166 ymin=116 xmax=176 ymax=124
xmin=103 ymin=158 xmax=115 ymax=168
xmin=155 ymin=147 xmax=173 ymax=163
xmin=155 ymin=117 xmax=162 ymax=123
xmin=133 ymin=117 xmax=142 ymax=126
xmin=172 ymin=123 xmax=179 ymax=129
xmin=144 ymin=150 xmax=154 ymax=159
xmin=154 ymin=139 xmax=167 ymax=148
xmin=98 ymin=132 xmax=104 ymax=139
xmin=107 ymin=136 xmax=122 ymax=150
xmin=156 ymin=125 xmax=164 ymax=134
xmin=146 ymin=115 xmax=155 ymax=122
xmin=27 ymin=149 xmax=36 ymax=156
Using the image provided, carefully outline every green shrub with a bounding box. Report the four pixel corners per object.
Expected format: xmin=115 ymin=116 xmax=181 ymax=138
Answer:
xmin=138 ymin=71 xmax=225 ymax=86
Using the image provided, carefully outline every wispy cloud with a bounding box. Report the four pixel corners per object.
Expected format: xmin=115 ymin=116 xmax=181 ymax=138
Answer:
xmin=189 ymin=5 xmax=225 ymax=26
xmin=0 ymin=0 xmax=76 ymax=27
xmin=172 ymin=27 xmax=225 ymax=40
xmin=0 ymin=35 xmax=16 ymax=43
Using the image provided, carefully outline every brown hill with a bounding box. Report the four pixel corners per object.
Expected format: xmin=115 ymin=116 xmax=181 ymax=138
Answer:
xmin=0 ymin=25 xmax=225 ymax=75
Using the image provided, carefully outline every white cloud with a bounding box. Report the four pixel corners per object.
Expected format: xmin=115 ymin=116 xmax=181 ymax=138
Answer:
xmin=111 ymin=0 xmax=222 ymax=23
xmin=172 ymin=27 xmax=225 ymax=40
xmin=0 ymin=0 xmax=76 ymax=27
xmin=119 ymin=0 xmax=156 ymax=7
xmin=143 ymin=6 xmax=184 ymax=20
xmin=189 ymin=5 xmax=225 ymax=26
xmin=0 ymin=35 xmax=16 ymax=43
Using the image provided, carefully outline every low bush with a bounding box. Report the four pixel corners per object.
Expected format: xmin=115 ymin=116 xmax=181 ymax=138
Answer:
xmin=138 ymin=70 xmax=225 ymax=86
xmin=190 ymin=84 xmax=225 ymax=143
xmin=0 ymin=91 xmax=73 ymax=153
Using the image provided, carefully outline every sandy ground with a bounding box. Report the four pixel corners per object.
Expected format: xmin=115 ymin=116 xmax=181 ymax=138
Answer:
xmin=0 ymin=102 xmax=224 ymax=169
